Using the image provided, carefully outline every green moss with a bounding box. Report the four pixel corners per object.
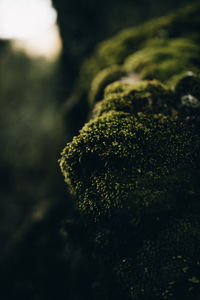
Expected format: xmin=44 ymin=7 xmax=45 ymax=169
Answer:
xmin=175 ymin=72 xmax=200 ymax=100
xmin=78 ymin=2 xmax=200 ymax=91
xmin=188 ymin=277 xmax=200 ymax=284
xmin=92 ymin=79 xmax=174 ymax=117
xmin=67 ymin=2 xmax=200 ymax=124
xmin=60 ymin=111 xmax=199 ymax=219
xmin=124 ymin=38 xmax=200 ymax=86
xmin=60 ymin=3 xmax=200 ymax=298
xmin=104 ymin=80 xmax=130 ymax=95
xmin=116 ymin=215 xmax=200 ymax=299
xmin=88 ymin=65 xmax=126 ymax=106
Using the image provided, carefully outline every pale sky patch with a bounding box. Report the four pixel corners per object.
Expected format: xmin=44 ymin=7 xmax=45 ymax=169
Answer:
xmin=0 ymin=0 xmax=62 ymax=59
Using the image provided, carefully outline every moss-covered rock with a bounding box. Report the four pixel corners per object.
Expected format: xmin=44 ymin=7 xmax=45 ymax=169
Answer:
xmin=88 ymin=65 xmax=126 ymax=106
xmin=65 ymin=2 xmax=200 ymax=137
xmin=93 ymin=79 xmax=174 ymax=117
xmin=60 ymin=111 xmax=199 ymax=220
xmin=124 ymin=38 xmax=200 ymax=85
xmin=78 ymin=2 xmax=200 ymax=92
xmin=60 ymin=2 xmax=200 ymax=299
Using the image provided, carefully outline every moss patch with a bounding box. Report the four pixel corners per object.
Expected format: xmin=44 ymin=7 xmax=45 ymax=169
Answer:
xmin=116 ymin=215 xmax=200 ymax=300
xmin=60 ymin=3 xmax=200 ymax=299
xmin=93 ymin=79 xmax=174 ymax=117
xmin=65 ymin=2 xmax=200 ymax=137
xmin=60 ymin=111 xmax=199 ymax=219
xmin=124 ymin=38 xmax=200 ymax=86
xmin=88 ymin=65 xmax=126 ymax=106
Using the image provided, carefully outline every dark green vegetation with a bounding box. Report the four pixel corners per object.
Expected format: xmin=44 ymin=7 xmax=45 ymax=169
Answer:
xmin=60 ymin=2 xmax=200 ymax=299
xmin=52 ymin=0 xmax=186 ymax=100
xmin=60 ymin=111 xmax=199 ymax=219
xmin=53 ymin=0 xmax=193 ymax=137
xmin=65 ymin=2 xmax=200 ymax=137
xmin=93 ymin=80 xmax=174 ymax=116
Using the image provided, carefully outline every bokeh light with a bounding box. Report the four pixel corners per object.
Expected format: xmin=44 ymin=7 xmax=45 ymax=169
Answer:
xmin=0 ymin=0 xmax=61 ymax=58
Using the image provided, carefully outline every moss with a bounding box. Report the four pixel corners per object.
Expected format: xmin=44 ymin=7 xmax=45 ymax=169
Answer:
xmin=115 ymin=215 xmax=200 ymax=300
xmin=60 ymin=111 xmax=199 ymax=220
xmin=175 ymin=72 xmax=200 ymax=98
xmin=124 ymin=38 xmax=200 ymax=86
xmin=60 ymin=3 xmax=200 ymax=298
xmin=88 ymin=65 xmax=126 ymax=106
xmin=92 ymin=79 xmax=175 ymax=117
xmin=66 ymin=2 xmax=200 ymax=130
xmin=104 ymin=80 xmax=130 ymax=96
xmin=78 ymin=2 xmax=200 ymax=91
xmin=188 ymin=277 xmax=200 ymax=284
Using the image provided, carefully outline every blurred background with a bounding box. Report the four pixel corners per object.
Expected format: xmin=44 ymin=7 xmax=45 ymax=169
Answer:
xmin=0 ymin=0 xmax=190 ymax=299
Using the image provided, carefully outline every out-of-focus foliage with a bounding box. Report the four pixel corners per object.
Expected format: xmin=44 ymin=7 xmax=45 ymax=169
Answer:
xmin=124 ymin=38 xmax=200 ymax=85
xmin=0 ymin=43 xmax=82 ymax=300
xmin=0 ymin=41 xmax=103 ymax=300
xmin=88 ymin=65 xmax=126 ymax=106
xmin=0 ymin=42 xmax=63 ymax=246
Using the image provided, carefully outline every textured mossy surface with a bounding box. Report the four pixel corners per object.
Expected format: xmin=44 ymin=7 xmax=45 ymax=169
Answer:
xmin=60 ymin=2 xmax=200 ymax=299
xmin=93 ymin=80 xmax=174 ymax=117
xmin=60 ymin=111 xmax=199 ymax=220
xmin=65 ymin=2 xmax=200 ymax=136
xmin=78 ymin=2 xmax=200 ymax=91
xmin=88 ymin=65 xmax=126 ymax=106
xmin=124 ymin=38 xmax=200 ymax=86
xmin=60 ymin=105 xmax=200 ymax=298
xmin=116 ymin=215 xmax=200 ymax=300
